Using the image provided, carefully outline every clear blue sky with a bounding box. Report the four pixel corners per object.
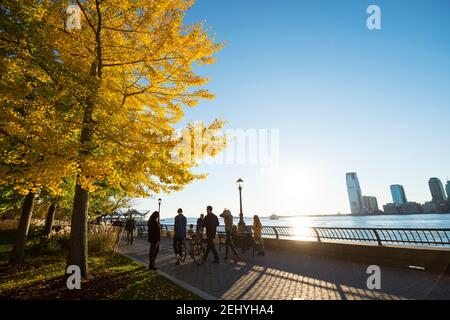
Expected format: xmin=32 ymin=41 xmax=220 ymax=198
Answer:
xmin=134 ymin=0 xmax=450 ymax=218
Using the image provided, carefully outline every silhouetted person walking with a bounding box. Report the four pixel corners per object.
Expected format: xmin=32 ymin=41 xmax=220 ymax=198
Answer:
xmin=125 ymin=216 xmax=136 ymax=245
xmin=173 ymin=208 xmax=187 ymax=265
xmin=203 ymin=206 xmax=219 ymax=263
xmin=220 ymin=209 xmax=239 ymax=261
xmin=147 ymin=211 xmax=160 ymax=270
xmin=253 ymin=215 xmax=265 ymax=256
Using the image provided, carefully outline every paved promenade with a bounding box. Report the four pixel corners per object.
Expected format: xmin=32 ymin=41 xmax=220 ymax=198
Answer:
xmin=117 ymin=237 xmax=450 ymax=300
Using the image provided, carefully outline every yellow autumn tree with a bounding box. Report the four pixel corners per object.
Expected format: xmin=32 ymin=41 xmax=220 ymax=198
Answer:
xmin=28 ymin=0 xmax=227 ymax=277
xmin=1 ymin=0 xmax=225 ymax=274
xmin=0 ymin=0 xmax=83 ymax=263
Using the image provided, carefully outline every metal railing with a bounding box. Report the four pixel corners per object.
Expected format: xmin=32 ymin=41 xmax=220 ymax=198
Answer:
xmin=312 ymin=227 xmax=450 ymax=247
xmin=139 ymin=224 xmax=450 ymax=248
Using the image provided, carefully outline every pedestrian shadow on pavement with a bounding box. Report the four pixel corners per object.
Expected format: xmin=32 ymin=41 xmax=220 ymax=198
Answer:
xmin=122 ymin=237 xmax=450 ymax=300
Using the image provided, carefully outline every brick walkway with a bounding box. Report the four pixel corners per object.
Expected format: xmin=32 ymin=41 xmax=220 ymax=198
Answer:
xmin=117 ymin=237 xmax=450 ymax=300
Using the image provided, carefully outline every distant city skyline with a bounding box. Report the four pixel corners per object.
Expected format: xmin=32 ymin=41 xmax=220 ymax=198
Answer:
xmin=133 ymin=171 xmax=450 ymax=217
xmin=346 ymin=173 xmax=450 ymax=215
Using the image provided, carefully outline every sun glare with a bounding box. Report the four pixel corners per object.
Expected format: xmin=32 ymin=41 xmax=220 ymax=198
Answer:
xmin=275 ymin=166 xmax=317 ymax=201
xmin=292 ymin=216 xmax=314 ymax=241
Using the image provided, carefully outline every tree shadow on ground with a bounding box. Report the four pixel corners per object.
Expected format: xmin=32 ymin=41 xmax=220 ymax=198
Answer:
xmin=0 ymin=269 xmax=134 ymax=300
xmin=149 ymin=237 xmax=450 ymax=300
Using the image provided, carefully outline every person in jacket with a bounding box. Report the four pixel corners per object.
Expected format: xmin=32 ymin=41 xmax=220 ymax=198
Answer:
xmin=253 ymin=215 xmax=265 ymax=256
xmin=125 ymin=216 xmax=136 ymax=245
xmin=220 ymin=209 xmax=239 ymax=261
xmin=202 ymin=205 xmax=219 ymax=263
xmin=173 ymin=208 xmax=187 ymax=265
xmin=196 ymin=214 xmax=204 ymax=235
xmin=147 ymin=211 xmax=160 ymax=270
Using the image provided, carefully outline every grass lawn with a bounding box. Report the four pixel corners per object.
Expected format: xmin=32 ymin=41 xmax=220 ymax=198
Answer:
xmin=0 ymin=231 xmax=200 ymax=300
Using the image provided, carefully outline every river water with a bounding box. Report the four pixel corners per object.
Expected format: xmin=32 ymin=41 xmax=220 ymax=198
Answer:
xmin=160 ymin=213 xmax=450 ymax=229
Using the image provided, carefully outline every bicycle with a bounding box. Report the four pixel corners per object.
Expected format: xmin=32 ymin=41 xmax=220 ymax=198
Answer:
xmin=180 ymin=233 xmax=207 ymax=265
xmin=232 ymin=231 xmax=256 ymax=257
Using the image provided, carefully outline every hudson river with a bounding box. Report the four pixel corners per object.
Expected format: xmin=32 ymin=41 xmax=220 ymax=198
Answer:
xmin=161 ymin=213 xmax=450 ymax=229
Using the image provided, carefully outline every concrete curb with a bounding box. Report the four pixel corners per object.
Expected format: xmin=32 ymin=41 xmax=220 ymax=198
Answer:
xmin=118 ymin=241 xmax=219 ymax=301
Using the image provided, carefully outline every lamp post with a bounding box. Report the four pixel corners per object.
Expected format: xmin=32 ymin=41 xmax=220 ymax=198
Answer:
xmin=236 ymin=178 xmax=246 ymax=232
xmin=158 ymin=198 xmax=162 ymax=214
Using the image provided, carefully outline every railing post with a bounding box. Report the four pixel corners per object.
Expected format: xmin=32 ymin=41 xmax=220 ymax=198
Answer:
xmin=272 ymin=227 xmax=279 ymax=240
xmin=312 ymin=227 xmax=321 ymax=242
xmin=373 ymin=229 xmax=382 ymax=246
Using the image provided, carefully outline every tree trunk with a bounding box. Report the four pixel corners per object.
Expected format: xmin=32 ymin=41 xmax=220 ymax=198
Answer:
xmin=67 ymin=100 xmax=94 ymax=279
xmin=9 ymin=191 xmax=35 ymax=264
xmin=66 ymin=4 xmax=102 ymax=278
xmin=67 ymin=183 xmax=89 ymax=279
xmin=44 ymin=202 xmax=56 ymax=236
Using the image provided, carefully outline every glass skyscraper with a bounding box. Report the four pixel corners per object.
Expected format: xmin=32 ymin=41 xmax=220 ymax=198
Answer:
xmin=446 ymin=181 xmax=450 ymax=201
xmin=346 ymin=172 xmax=363 ymax=214
xmin=429 ymin=178 xmax=447 ymax=202
xmin=390 ymin=185 xmax=407 ymax=206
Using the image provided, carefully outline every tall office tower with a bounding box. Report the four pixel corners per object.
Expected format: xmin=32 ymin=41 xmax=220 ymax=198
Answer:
xmin=390 ymin=185 xmax=407 ymax=206
xmin=446 ymin=181 xmax=450 ymax=200
xmin=369 ymin=196 xmax=379 ymax=212
xmin=346 ymin=173 xmax=363 ymax=214
xmin=429 ymin=178 xmax=447 ymax=202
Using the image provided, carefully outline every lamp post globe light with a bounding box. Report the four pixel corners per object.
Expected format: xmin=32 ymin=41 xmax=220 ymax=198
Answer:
xmin=236 ymin=178 xmax=246 ymax=232
xmin=158 ymin=198 xmax=162 ymax=214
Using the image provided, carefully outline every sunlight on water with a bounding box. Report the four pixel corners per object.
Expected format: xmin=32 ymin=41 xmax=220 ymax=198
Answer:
xmin=292 ymin=216 xmax=315 ymax=241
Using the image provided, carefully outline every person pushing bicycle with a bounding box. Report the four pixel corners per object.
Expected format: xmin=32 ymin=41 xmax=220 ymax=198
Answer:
xmin=173 ymin=208 xmax=187 ymax=265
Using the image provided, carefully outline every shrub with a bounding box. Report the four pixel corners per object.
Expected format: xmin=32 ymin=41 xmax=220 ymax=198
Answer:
xmin=2 ymin=219 xmax=122 ymax=256
xmin=88 ymin=225 xmax=122 ymax=255
xmin=29 ymin=232 xmax=70 ymax=255
xmin=0 ymin=219 xmax=18 ymax=231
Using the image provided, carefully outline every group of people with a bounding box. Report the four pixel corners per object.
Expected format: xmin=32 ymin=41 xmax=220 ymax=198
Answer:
xmin=146 ymin=206 xmax=265 ymax=270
